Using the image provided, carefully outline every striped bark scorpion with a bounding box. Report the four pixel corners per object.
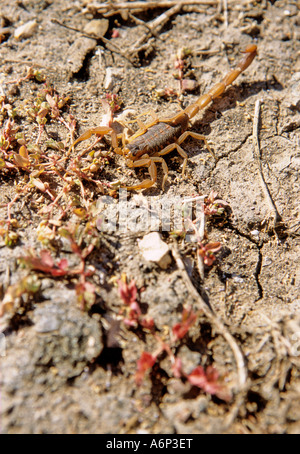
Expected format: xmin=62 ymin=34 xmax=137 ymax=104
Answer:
xmin=70 ymin=44 xmax=257 ymax=190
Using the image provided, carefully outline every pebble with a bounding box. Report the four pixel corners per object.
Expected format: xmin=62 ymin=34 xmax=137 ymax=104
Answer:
xmin=104 ymin=67 xmax=123 ymax=90
xmin=33 ymin=303 xmax=62 ymax=333
xmin=34 ymin=315 xmax=60 ymax=333
xmin=138 ymin=232 xmax=172 ymax=269
xmin=14 ymin=20 xmax=38 ymax=40
xmin=83 ymin=19 xmax=109 ymax=38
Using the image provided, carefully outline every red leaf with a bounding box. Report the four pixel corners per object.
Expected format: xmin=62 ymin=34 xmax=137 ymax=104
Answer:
xmin=118 ymin=279 xmax=137 ymax=306
xmin=40 ymin=249 xmax=54 ymax=267
xmin=135 ymin=352 xmax=156 ymax=385
xmin=123 ymin=318 xmax=138 ymax=328
xmin=187 ymin=365 xmax=231 ymax=401
xmin=111 ymin=29 xmax=120 ymax=38
xmin=205 ymin=242 xmax=222 ymax=253
xmin=188 ymin=365 xmax=210 ymax=387
xmin=198 ymin=242 xmax=222 ymax=267
xmin=57 ymin=258 xmax=69 ymax=271
xmin=140 ymin=317 xmax=155 ymax=331
xmin=172 ymin=307 xmax=197 ymax=340
xmin=20 ymin=249 xmax=69 ymax=277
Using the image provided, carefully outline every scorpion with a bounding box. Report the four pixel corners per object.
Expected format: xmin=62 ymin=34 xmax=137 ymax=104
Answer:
xmin=70 ymin=44 xmax=257 ymax=190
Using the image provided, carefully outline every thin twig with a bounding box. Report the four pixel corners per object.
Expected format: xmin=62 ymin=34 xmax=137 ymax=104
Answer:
xmin=194 ymin=48 xmax=220 ymax=56
xmin=51 ymin=18 xmax=131 ymax=62
xmin=223 ymin=0 xmax=228 ymax=28
xmin=171 ymin=242 xmax=247 ymax=388
xmin=252 ymin=99 xmax=282 ymax=232
xmin=87 ymin=1 xmax=218 ymax=15
xmin=1 ymin=59 xmax=53 ymax=70
xmin=127 ymin=4 xmax=181 ymax=57
xmin=128 ymin=12 xmax=161 ymax=39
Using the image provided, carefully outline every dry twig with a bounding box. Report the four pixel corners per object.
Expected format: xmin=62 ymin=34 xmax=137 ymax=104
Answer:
xmin=171 ymin=243 xmax=247 ymax=385
xmin=86 ymin=1 xmax=218 ymax=15
xmin=127 ymin=4 xmax=181 ymax=57
xmin=252 ymin=99 xmax=282 ymax=233
xmin=51 ymin=18 xmax=131 ymax=62
xmin=223 ymin=0 xmax=228 ymax=28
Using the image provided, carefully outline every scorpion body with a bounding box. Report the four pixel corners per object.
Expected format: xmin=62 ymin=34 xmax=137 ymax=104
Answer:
xmin=70 ymin=44 xmax=257 ymax=190
xmin=126 ymin=116 xmax=189 ymax=159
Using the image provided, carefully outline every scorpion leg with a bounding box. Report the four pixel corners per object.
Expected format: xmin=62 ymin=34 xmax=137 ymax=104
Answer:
xmin=69 ymin=126 xmax=117 ymax=152
xmin=125 ymin=156 xmax=169 ymax=190
xmin=133 ymin=118 xmax=148 ymax=134
xmin=135 ymin=109 xmax=159 ymax=126
xmin=157 ymin=131 xmax=215 ymax=179
xmin=177 ymin=131 xmax=215 ymax=159
xmin=127 ymin=110 xmax=160 ymax=142
xmin=125 ymin=157 xmax=157 ymax=190
xmin=153 ymin=157 xmax=169 ymax=191
xmin=158 ymin=143 xmax=188 ymax=176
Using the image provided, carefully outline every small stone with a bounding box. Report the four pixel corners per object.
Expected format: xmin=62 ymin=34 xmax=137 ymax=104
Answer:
xmin=14 ymin=20 xmax=38 ymax=40
xmin=138 ymin=232 xmax=172 ymax=269
xmin=33 ymin=304 xmax=62 ymax=333
xmin=233 ymin=275 xmax=244 ymax=283
xmin=83 ymin=19 xmax=109 ymax=38
xmin=104 ymin=67 xmax=123 ymax=90
xmin=34 ymin=315 xmax=60 ymax=333
xmin=181 ymin=79 xmax=198 ymax=92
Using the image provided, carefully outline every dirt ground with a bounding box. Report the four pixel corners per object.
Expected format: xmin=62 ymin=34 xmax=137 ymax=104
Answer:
xmin=0 ymin=0 xmax=300 ymax=435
